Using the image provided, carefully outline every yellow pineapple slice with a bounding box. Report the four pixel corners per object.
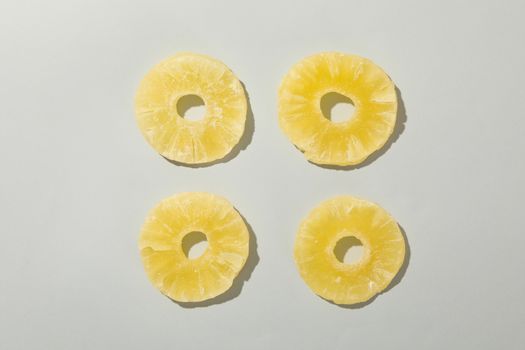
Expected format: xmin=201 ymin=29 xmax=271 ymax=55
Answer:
xmin=279 ymin=52 xmax=397 ymax=166
xmin=135 ymin=53 xmax=247 ymax=164
xmin=139 ymin=192 xmax=249 ymax=302
xmin=294 ymin=196 xmax=405 ymax=305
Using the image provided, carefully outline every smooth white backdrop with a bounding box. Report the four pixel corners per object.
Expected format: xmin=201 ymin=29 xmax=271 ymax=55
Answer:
xmin=1 ymin=0 xmax=524 ymax=349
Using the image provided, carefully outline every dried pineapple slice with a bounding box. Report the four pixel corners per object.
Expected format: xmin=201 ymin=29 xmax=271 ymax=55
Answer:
xmin=294 ymin=196 xmax=405 ymax=305
xmin=135 ymin=53 xmax=247 ymax=164
xmin=139 ymin=192 xmax=249 ymax=302
xmin=279 ymin=52 xmax=397 ymax=166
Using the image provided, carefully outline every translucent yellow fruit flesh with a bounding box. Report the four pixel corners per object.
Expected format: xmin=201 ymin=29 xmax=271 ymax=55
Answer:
xmin=135 ymin=53 xmax=247 ymax=164
xmin=139 ymin=192 xmax=249 ymax=302
xmin=279 ymin=52 xmax=397 ymax=166
xmin=294 ymin=196 xmax=405 ymax=305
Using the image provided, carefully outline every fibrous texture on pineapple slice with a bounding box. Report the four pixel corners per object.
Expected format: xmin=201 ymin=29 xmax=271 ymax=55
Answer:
xmin=279 ymin=52 xmax=397 ymax=166
xmin=139 ymin=192 xmax=249 ymax=302
xmin=135 ymin=53 xmax=247 ymax=164
xmin=294 ymin=196 xmax=405 ymax=305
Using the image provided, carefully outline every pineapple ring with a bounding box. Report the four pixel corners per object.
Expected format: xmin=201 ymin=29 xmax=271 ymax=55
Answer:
xmin=294 ymin=196 xmax=405 ymax=305
xmin=279 ymin=52 xmax=397 ymax=166
xmin=139 ymin=192 xmax=250 ymax=303
xmin=135 ymin=53 xmax=247 ymax=164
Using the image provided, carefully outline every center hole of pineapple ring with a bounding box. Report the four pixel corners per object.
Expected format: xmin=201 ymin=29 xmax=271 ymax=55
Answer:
xmin=176 ymin=94 xmax=206 ymax=121
xmin=333 ymin=236 xmax=364 ymax=264
xmin=320 ymin=92 xmax=355 ymax=123
xmin=181 ymin=231 xmax=208 ymax=259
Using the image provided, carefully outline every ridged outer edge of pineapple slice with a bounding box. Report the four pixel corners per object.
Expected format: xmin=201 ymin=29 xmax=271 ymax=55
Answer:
xmin=279 ymin=52 xmax=397 ymax=166
xmin=135 ymin=53 xmax=247 ymax=164
xmin=139 ymin=192 xmax=250 ymax=302
xmin=294 ymin=195 xmax=405 ymax=305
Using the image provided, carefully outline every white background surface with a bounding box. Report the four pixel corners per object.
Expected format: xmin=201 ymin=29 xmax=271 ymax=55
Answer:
xmin=1 ymin=0 xmax=524 ymax=349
